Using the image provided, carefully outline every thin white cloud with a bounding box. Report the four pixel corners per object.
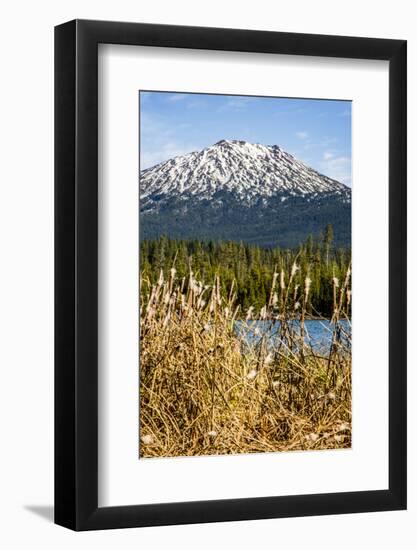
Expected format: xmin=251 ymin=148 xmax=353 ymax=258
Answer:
xmin=339 ymin=108 xmax=351 ymax=117
xmin=140 ymin=112 xmax=178 ymax=141
xmin=140 ymin=110 xmax=198 ymax=169
xmin=141 ymin=142 xmax=198 ymax=170
xmin=319 ymin=152 xmax=351 ymax=186
xmin=295 ymin=131 xmax=308 ymax=140
xmin=166 ymin=93 xmax=188 ymax=102
xmin=274 ymin=106 xmax=309 ymax=117
xmin=186 ymin=99 xmax=208 ymax=109
xmin=303 ymin=136 xmax=338 ymax=151
xmin=217 ymin=97 xmax=254 ymax=112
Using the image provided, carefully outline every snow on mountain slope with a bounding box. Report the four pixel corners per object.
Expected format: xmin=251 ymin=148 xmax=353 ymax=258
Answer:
xmin=140 ymin=139 xmax=350 ymax=210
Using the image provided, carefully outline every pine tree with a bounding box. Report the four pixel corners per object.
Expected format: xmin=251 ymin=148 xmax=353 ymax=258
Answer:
xmin=140 ymin=231 xmax=350 ymax=317
xmin=323 ymin=223 xmax=334 ymax=267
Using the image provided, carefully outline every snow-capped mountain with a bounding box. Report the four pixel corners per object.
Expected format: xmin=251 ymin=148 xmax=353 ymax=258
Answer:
xmin=140 ymin=140 xmax=351 ymax=248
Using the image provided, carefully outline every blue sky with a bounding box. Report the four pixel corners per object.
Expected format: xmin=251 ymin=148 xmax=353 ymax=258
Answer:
xmin=140 ymin=91 xmax=352 ymax=186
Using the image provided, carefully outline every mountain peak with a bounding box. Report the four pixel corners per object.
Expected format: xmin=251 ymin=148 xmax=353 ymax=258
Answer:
xmin=140 ymin=140 xmax=349 ymax=208
xmin=214 ymin=139 xmax=232 ymax=145
xmin=140 ymin=140 xmax=351 ymax=248
xmin=214 ymin=139 xmax=248 ymax=146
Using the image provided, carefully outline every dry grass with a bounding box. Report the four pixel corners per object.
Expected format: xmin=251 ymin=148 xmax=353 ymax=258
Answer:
xmin=139 ymin=263 xmax=351 ymax=458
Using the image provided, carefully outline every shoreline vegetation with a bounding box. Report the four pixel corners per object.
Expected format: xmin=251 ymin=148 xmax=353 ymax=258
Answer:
xmin=139 ymin=238 xmax=352 ymax=458
xmin=140 ymin=227 xmax=351 ymax=319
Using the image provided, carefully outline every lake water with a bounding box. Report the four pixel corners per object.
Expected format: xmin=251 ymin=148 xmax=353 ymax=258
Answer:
xmin=235 ymin=319 xmax=351 ymax=354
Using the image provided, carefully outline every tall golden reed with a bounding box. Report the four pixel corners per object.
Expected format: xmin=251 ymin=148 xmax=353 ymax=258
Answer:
xmin=139 ymin=264 xmax=351 ymax=458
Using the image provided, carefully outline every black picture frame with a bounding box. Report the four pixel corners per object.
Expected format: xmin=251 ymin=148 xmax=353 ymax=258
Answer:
xmin=55 ymin=19 xmax=407 ymax=531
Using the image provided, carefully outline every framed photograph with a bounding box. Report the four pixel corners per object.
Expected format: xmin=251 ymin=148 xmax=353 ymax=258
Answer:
xmin=55 ymin=19 xmax=406 ymax=530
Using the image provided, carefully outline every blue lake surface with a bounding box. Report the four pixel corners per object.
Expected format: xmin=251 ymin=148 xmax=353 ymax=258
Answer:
xmin=235 ymin=319 xmax=351 ymax=354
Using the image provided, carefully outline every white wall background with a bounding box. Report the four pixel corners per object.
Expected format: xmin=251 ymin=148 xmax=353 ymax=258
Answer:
xmin=0 ymin=1 xmax=414 ymax=548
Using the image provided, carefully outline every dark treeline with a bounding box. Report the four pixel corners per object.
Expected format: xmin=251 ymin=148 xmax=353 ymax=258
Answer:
xmin=140 ymin=225 xmax=351 ymax=317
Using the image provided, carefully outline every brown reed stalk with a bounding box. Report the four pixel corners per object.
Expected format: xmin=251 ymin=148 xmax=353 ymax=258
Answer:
xmin=139 ymin=263 xmax=351 ymax=458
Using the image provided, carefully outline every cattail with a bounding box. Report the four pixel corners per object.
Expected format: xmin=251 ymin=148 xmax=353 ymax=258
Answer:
xmin=280 ymin=270 xmax=286 ymax=290
xmin=291 ymin=262 xmax=299 ymax=278
xmin=293 ymin=284 xmax=299 ymax=303
xmin=189 ymin=276 xmax=201 ymax=295
xmin=146 ymin=306 xmax=156 ymax=320
xmin=246 ymin=306 xmax=254 ymax=321
xmin=139 ymin=262 xmax=352 ymax=458
xmin=271 ymin=272 xmax=278 ymax=291
xmin=246 ymin=369 xmax=257 ymax=380
xmin=216 ymin=276 xmax=221 ymax=303
xmin=346 ymin=289 xmax=352 ymax=305
xmin=304 ymin=277 xmax=311 ymax=299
